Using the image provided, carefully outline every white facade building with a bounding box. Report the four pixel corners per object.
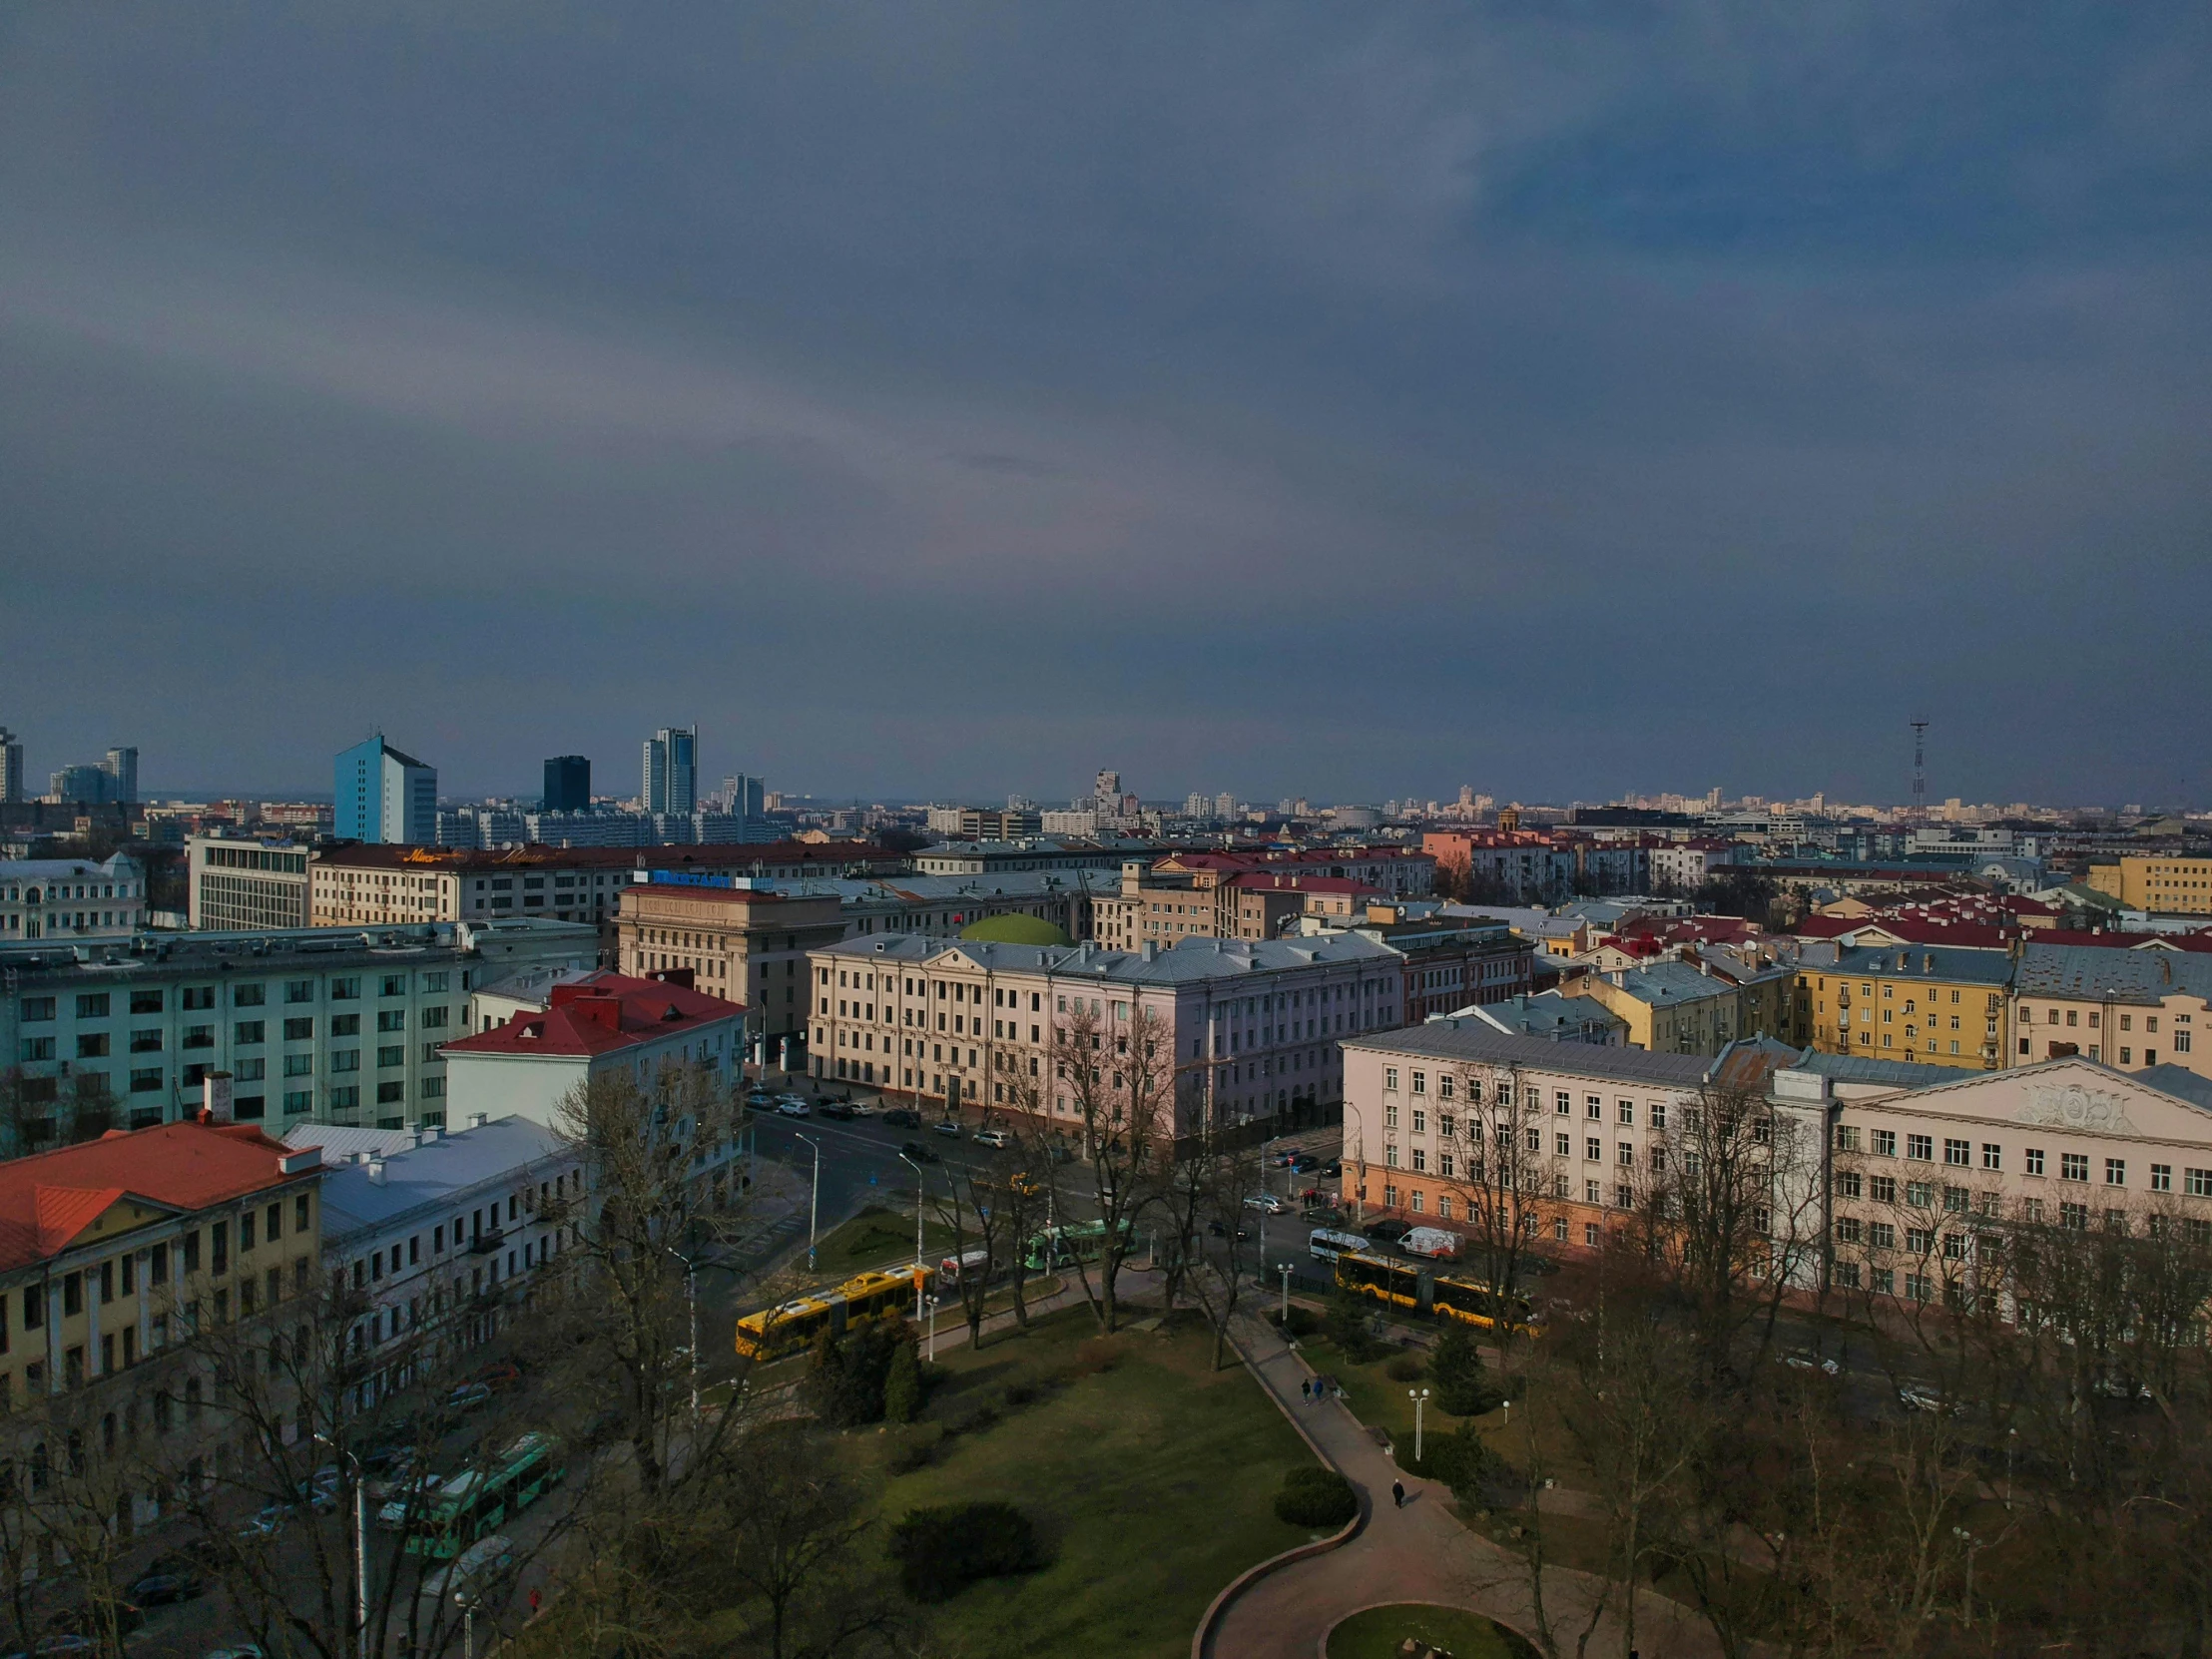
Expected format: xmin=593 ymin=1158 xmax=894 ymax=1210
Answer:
xmin=188 ymin=834 xmax=311 ymax=931
xmin=0 ymin=853 xmax=146 ymax=940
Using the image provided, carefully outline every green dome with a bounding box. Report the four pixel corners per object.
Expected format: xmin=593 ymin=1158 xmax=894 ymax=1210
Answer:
xmin=960 ymin=911 xmax=1072 ymax=946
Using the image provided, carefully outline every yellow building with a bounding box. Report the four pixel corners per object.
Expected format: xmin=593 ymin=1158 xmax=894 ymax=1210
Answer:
xmin=1792 ymin=944 xmax=2011 ymax=1071
xmin=2086 ymin=855 xmax=2212 ymax=916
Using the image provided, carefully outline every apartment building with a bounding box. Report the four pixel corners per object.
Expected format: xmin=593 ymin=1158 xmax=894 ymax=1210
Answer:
xmin=1420 ymin=830 xmax=1575 ymax=903
xmin=1291 ymin=909 xmax=1537 ymax=1023
xmin=808 ymin=931 xmax=1404 ymax=1137
xmin=1341 ymin=1022 xmax=1948 ymax=1259
xmin=334 ymin=736 xmax=436 ymax=845
xmin=1791 ymin=944 xmax=2013 ymax=1070
xmin=614 ymin=877 xmax=846 ymax=1052
xmin=0 ymin=855 xmax=146 ymax=941
xmin=909 ymin=838 xmax=1160 ymax=877
xmin=309 ymin=840 xmax=903 ymax=931
xmin=0 ymin=1120 xmax=324 ymax=1525
xmin=2010 ymin=944 xmax=2212 ymax=1077
xmin=188 ymin=833 xmax=311 ymax=931
xmin=0 ymin=920 xmax=595 ymax=1146
xmin=1563 ymin=960 xmax=1757 ymax=1056
xmin=287 ymin=1117 xmax=584 ymax=1409
xmin=2086 ymin=854 xmax=2212 ymax=916
xmin=1091 ymin=857 xmax=1381 ymax=949
xmin=438 ymin=971 xmax=746 ymax=1128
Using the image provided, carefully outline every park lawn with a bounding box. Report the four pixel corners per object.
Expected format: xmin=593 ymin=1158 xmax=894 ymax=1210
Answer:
xmin=812 ymin=1204 xmax=960 ymax=1278
xmin=1328 ymin=1602 xmax=1537 ymax=1659
xmin=857 ymin=1307 xmax=1316 ymax=1658
xmin=1297 ymin=1325 xmax=1577 ymax=1484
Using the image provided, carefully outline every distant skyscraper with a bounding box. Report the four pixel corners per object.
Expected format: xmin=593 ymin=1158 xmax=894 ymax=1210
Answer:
xmin=643 ymin=726 xmax=698 ymax=815
xmin=105 ymin=746 xmax=138 ymax=805
xmin=543 ymin=755 xmax=592 ymax=813
xmin=333 ymin=735 xmax=437 ymax=844
xmin=50 ymin=764 xmax=113 ymax=804
xmin=0 ymin=728 xmax=20 ymax=804
xmin=1094 ymin=769 xmax=1120 ymax=799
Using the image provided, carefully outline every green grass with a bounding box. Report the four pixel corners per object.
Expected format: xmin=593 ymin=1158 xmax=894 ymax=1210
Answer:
xmin=1327 ymin=1603 xmax=1536 ymax=1659
xmin=812 ymin=1204 xmax=960 ymax=1277
xmin=855 ymin=1307 xmax=1317 ymax=1658
xmin=1298 ymin=1332 xmax=1494 ymax=1453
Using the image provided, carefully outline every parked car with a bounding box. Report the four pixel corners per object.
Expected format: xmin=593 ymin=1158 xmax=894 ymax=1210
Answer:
xmin=236 ymin=1503 xmax=292 ymax=1539
xmin=1898 ymin=1380 xmax=1952 ymax=1413
xmin=842 ymin=1100 xmax=876 ymax=1117
xmin=775 ymin=1099 xmax=811 ymax=1118
xmin=444 ymin=1382 xmax=494 ymax=1414
xmin=423 ymin=1533 xmax=516 ymax=1608
xmin=204 ymin=1646 xmax=269 ymax=1659
xmin=1366 ymin=1218 xmax=1410 ymax=1244
xmin=129 ymin=1569 xmax=204 ymax=1606
xmin=1242 ymin=1192 xmax=1289 ymax=1215
xmin=972 ymin=1128 xmax=1012 ymax=1150
xmin=817 ymin=1101 xmax=856 ymax=1121
xmin=898 ymin=1140 xmax=940 ymax=1163
xmin=1781 ymin=1349 xmax=1841 ymax=1378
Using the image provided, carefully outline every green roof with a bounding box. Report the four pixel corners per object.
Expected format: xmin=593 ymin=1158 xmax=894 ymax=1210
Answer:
xmin=959 ymin=912 xmax=1072 ymax=946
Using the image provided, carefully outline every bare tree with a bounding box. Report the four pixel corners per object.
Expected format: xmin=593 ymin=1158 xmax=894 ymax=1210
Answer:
xmin=1454 ymin=1064 xmax=1554 ymax=1373
xmin=1046 ymin=999 xmax=1174 ymax=1334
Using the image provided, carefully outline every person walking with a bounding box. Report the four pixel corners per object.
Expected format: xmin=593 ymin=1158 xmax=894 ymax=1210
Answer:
xmin=1391 ymin=1479 xmax=1405 ymax=1509
xmin=1301 ymin=1378 xmax=1312 ymax=1403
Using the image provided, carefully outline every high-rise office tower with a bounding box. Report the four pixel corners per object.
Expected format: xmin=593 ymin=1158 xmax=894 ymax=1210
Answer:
xmin=0 ymin=729 xmax=20 ymax=804
xmin=333 ymin=735 xmax=437 ymax=844
xmin=719 ymin=773 xmax=765 ymax=819
xmin=543 ymin=755 xmax=592 ymax=813
xmin=643 ymin=726 xmax=698 ymax=815
xmin=105 ymin=746 xmax=138 ymax=805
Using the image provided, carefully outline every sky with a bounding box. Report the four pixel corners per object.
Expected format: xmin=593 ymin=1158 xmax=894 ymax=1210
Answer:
xmin=2 ymin=4 xmax=2208 ymax=810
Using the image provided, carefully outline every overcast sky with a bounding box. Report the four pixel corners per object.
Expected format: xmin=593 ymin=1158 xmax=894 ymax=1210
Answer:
xmin=3 ymin=4 xmax=2207 ymax=808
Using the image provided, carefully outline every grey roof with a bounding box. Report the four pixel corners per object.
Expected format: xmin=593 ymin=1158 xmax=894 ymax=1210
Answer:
xmin=1343 ymin=1022 xmax=1717 ymax=1087
xmin=2138 ymin=1064 xmax=2212 ymax=1111
xmin=1785 ymin=1050 xmax=1957 ymax=1089
xmin=755 ymin=869 xmax=1112 ymax=904
xmin=1829 ymin=943 xmax=2016 ymax=985
xmin=285 ymin=1117 xmax=570 ymax=1242
xmin=2015 ymin=943 xmax=2212 ymax=1004
xmin=1592 ymin=960 xmax=1743 ymax=1006
xmin=1453 ymin=993 xmax=1626 ymax=1041
xmin=817 ymin=929 xmax=1399 ymax=984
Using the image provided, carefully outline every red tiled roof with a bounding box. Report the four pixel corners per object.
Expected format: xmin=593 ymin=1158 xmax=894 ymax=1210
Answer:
xmin=439 ymin=970 xmax=744 ymax=1059
xmin=0 ymin=1121 xmax=300 ymax=1273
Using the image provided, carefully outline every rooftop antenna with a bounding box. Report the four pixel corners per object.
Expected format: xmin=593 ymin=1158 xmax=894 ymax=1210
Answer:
xmin=1911 ymin=718 xmax=1930 ymax=823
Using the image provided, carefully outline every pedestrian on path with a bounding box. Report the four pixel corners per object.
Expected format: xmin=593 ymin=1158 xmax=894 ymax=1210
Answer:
xmin=1391 ymin=1479 xmax=1404 ymax=1509
xmin=1301 ymin=1378 xmax=1312 ymax=1402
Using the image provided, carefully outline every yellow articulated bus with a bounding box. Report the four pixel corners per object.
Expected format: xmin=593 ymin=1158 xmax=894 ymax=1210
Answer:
xmin=1334 ymin=1253 xmax=1538 ymax=1335
xmin=733 ymin=1266 xmax=925 ymax=1361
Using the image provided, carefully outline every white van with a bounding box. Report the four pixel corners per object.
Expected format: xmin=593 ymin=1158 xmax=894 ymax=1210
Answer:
xmin=1401 ymin=1227 xmax=1460 ymax=1260
xmin=1308 ymin=1228 xmax=1372 ymax=1263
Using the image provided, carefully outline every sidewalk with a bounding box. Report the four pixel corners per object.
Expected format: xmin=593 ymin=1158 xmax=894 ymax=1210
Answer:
xmin=1205 ymin=1313 xmax=1724 ymax=1659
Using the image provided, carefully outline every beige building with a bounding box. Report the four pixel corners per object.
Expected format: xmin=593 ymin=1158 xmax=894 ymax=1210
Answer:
xmin=2086 ymin=854 xmax=2212 ymax=915
xmin=809 ymin=930 xmax=1404 ymax=1135
xmin=614 ymin=879 xmax=847 ymax=1051
xmin=188 ymin=833 xmax=311 ymax=931
xmin=1091 ymin=858 xmax=1382 ymax=950
xmin=2009 ymin=943 xmax=2212 ymax=1079
xmin=1562 ymin=960 xmax=1755 ymax=1056
xmin=1826 ymin=1057 xmax=2212 ymax=1303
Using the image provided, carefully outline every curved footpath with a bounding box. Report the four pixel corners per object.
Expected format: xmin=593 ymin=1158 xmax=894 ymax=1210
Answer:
xmin=1203 ymin=1313 xmax=1724 ymax=1659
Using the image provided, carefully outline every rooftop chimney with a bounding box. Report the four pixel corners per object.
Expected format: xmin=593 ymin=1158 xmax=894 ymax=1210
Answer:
xmin=202 ymin=1071 xmax=235 ymax=1124
xmin=366 ymin=1158 xmax=386 ymax=1185
xmin=469 ymin=1112 xmax=489 ymax=1129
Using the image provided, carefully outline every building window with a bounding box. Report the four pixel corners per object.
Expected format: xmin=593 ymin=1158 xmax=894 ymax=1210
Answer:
xmin=1872 ymin=1130 xmax=1897 ymax=1157
xmin=1907 ymin=1134 xmax=1933 ymax=1162
xmin=2024 ymin=1147 xmax=2044 ymax=1177
xmin=2105 ymin=1158 xmax=2126 ymax=1187
xmin=1943 ymin=1139 xmax=1968 ymax=1167
xmin=1981 ymin=1143 xmax=2001 ymax=1171
xmin=2060 ymin=1153 xmax=2088 ymax=1183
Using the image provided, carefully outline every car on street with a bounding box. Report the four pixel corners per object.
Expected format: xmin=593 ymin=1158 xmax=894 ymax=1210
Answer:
xmin=1365 ymin=1218 xmax=1410 ymax=1244
xmin=1323 ymin=1159 xmax=1343 ymax=1178
xmin=775 ymin=1099 xmax=811 ymax=1118
xmin=1898 ymin=1380 xmax=1952 ymax=1413
xmin=424 ymin=1533 xmax=516 ymax=1609
xmin=1291 ymin=1153 xmax=1320 ymax=1173
xmin=1781 ymin=1349 xmax=1841 ymax=1377
xmin=12 ymin=1637 xmax=99 ymax=1657
xmin=932 ymin=1119 xmax=962 ymax=1138
xmin=129 ymin=1568 xmax=204 ymax=1606
xmin=1206 ymin=1218 xmax=1251 ymax=1241
xmin=204 ymin=1646 xmax=269 ymax=1659
xmin=468 ymin=1360 xmax=524 ymax=1391
xmin=898 ymin=1140 xmax=940 ymax=1163
xmin=1242 ymin=1192 xmax=1289 ymax=1214
xmin=972 ymin=1128 xmax=1012 ymax=1150
xmin=444 ymin=1382 xmax=494 ymax=1414
xmin=236 ymin=1503 xmax=293 ymax=1539
xmin=881 ymin=1108 xmax=921 ymax=1129
xmin=817 ymin=1101 xmax=856 ymax=1121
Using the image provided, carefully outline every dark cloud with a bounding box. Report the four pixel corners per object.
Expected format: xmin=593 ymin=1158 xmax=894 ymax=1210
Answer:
xmin=1 ymin=2 xmax=2207 ymax=807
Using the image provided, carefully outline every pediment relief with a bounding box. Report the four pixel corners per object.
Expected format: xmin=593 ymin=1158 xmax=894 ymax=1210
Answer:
xmin=2008 ymin=1082 xmax=2140 ymax=1138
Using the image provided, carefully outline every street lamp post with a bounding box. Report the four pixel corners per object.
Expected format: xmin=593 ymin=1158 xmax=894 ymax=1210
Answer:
xmin=661 ymin=1244 xmax=701 ymax=1420
xmin=313 ymin=1434 xmax=369 ymax=1659
xmin=2005 ymin=1426 xmax=2017 ymax=1510
xmin=795 ymin=1131 xmax=823 ymax=1271
xmin=925 ymin=1293 xmax=940 ymax=1362
xmin=897 ymin=1152 xmax=926 ymax=1319
xmin=1278 ymin=1261 xmax=1294 ymax=1324
xmin=1408 ymin=1386 xmax=1431 ymax=1464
